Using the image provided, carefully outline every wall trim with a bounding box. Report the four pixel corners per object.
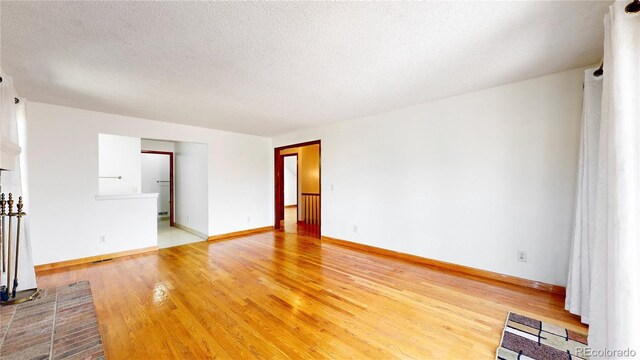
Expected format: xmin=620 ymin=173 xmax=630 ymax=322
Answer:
xmin=208 ymin=226 xmax=273 ymax=242
xmin=321 ymin=236 xmax=566 ymax=295
xmin=174 ymin=223 xmax=207 ymax=239
xmin=35 ymin=246 xmax=158 ymax=272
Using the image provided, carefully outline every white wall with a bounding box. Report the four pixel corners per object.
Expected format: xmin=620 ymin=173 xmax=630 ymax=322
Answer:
xmin=274 ymin=67 xmax=585 ymax=286
xmin=27 ymin=102 xmax=272 ymax=265
xmin=175 ymin=141 xmax=208 ymax=235
xmin=94 ymin=195 xmax=158 ymax=258
xmin=98 ymin=133 xmax=141 ymax=195
xmin=284 ymin=156 xmax=297 ymax=206
xmin=141 ymin=153 xmax=171 ymax=217
xmin=142 ymin=139 xmax=175 ymax=153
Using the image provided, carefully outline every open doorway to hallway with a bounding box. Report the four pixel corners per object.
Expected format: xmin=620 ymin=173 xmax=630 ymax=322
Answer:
xmin=141 ymin=139 xmax=208 ymax=248
xmin=283 ymin=154 xmax=298 ymax=224
xmin=275 ymin=141 xmax=321 ymax=237
xmin=141 ymin=150 xmax=174 ymax=224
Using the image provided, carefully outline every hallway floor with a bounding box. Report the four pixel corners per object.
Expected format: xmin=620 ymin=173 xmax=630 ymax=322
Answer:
xmin=281 ymin=206 xmax=320 ymax=237
xmin=157 ymin=219 xmax=204 ymax=248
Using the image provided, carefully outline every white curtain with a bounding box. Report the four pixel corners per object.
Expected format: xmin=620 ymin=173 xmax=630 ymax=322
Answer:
xmin=565 ymin=68 xmax=602 ymax=324
xmin=567 ymin=1 xmax=640 ymax=355
xmin=0 ymin=73 xmax=37 ymax=291
xmin=588 ymin=2 xmax=640 ymax=353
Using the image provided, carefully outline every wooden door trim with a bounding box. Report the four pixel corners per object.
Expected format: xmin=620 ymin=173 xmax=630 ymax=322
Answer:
xmin=141 ymin=150 xmax=175 ymax=226
xmin=274 ymin=140 xmax=321 ymax=231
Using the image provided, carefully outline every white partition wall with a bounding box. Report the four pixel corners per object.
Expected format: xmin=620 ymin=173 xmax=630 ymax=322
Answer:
xmin=175 ymin=141 xmax=208 ymax=236
xmin=98 ymin=134 xmax=141 ymax=196
xmin=26 ymin=102 xmax=272 ymax=265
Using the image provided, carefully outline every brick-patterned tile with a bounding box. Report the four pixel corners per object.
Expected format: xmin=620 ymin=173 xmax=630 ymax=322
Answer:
xmin=0 ymin=281 xmax=104 ymax=360
xmin=0 ymin=303 xmax=17 ymax=341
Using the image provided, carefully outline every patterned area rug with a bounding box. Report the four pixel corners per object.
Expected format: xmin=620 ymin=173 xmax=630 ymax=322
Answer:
xmin=0 ymin=281 xmax=104 ymax=359
xmin=496 ymin=312 xmax=588 ymax=360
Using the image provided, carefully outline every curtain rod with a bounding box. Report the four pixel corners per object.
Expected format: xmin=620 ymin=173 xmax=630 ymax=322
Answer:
xmin=594 ymin=62 xmax=604 ymax=77
xmin=597 ymin=0 xmax=639 ymax=76
xmin=0 ymin=77 xmax=22 ymax=104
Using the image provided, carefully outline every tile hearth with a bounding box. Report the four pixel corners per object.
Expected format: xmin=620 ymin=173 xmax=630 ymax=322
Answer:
xmin=0 ymin=281 xmax=104 ymax=360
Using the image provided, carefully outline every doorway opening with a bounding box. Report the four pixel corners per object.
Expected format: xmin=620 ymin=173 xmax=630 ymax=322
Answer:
xmin=141 ymin=139 xmax=209 ymax=248
xmin=283 ymin=153 xmax=298 ymax=225
xmin=274 ymin=140 xmax=321 ymax=237
xmin=141 ymin=150 xmax=174 ymax=225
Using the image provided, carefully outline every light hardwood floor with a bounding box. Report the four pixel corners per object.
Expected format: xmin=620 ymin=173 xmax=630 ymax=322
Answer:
xmin=282 ymin=206 xmax=320 ymax=238
xmin=36 ymin=216 xmax=586 ymax=359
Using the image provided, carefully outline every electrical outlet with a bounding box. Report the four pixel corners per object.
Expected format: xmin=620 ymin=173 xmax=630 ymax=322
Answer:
xmin=247 ymin=216 xmax=251 ymax=223
xmin=99 ymin=234 xmax=106 ymax=244
xmin=331 ymin=184 xmax=335 ymax=191
xmin=353 ymin=225 xmax=358 ymax=233
xmin=186 ymin=216 xmax=190 ymax=223
xmin=132 ymin=186 xmax=138 ymax=193
xmin=517 ymin=251 xmax=527 ymax=262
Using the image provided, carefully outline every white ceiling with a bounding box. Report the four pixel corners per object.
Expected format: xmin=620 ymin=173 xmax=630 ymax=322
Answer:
xmin=1 ymin=1 xmax=610 ymax=136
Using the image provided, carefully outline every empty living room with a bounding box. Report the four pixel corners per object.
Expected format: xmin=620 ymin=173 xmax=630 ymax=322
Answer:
xmin=0 ymin=1 xmax=639 ymax=359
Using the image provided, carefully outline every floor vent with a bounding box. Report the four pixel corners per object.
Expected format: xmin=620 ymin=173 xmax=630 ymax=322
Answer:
xmin=92 ymin=258 xmax=113 ymax=264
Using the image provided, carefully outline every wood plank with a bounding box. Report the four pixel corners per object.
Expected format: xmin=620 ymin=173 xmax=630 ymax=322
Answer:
xmin=34 ymin=246 xmax=158 ymax=272
xmin=321 ymin=235 xmax=566 ymax=295
xmin=207 ymin=226 xmax=273 ymax=242
xmin=35 ymin=220 xmax=585 ymax=359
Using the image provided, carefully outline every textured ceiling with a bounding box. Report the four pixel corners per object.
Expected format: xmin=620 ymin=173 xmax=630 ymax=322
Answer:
xmin=1 ymin=1 xmax=610 ymax=136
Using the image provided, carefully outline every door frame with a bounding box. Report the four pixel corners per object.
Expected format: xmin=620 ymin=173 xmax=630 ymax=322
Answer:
xmin=141 ymin=150 xmax=175 ymax=226
xmin=274 ymin=140 xmax=321 ymax=230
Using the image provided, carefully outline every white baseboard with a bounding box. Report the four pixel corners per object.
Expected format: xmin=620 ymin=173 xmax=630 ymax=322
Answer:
xmin=174 ymin=223 xmax=207 ymax=239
